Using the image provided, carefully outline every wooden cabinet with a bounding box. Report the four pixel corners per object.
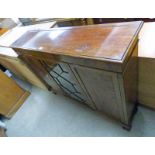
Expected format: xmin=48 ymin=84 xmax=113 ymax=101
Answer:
xmin=0 ymin=70 xmax=30 ymax=118
xmin=11 ymin=21 xmax=143 ymax=129
xmin=138 ymin=22 xmax=155 ymax=110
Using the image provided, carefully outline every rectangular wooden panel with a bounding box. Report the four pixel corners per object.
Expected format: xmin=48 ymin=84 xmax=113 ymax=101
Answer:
xmin=118 ymin=44 xmax=138 ymax=124
xmin=0 ymin=70 xmax=30 ymax=117
xmin=11 ymin=21 xmax=142 ymax=61
xmin=72 ymin=65 xmax=122 ymax=120
xmin=138 ymin=57 xmax=155 ymax=109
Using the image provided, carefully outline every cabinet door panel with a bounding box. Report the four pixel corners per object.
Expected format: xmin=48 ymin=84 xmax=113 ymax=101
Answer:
xmin=72 ymin=65 xmax=122 ymax=120
xmin=27 ymin=57 xmax=96 ymax=108
xmin=48 ymin=62 xmax=96 ymax=108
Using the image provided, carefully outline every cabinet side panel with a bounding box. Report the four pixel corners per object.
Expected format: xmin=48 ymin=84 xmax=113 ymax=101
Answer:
xmin=118 ymin=43 xmax=138 ymax=124
xmin=138 ymin=57 xmax=155 ymax=109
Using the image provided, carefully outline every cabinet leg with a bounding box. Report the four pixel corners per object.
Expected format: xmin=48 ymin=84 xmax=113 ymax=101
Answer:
xmin=47 ymin=86 xmax=52 ymax=91
xmin=133 ymin=104 xmax=138 ymax=114
xmin=48 ymin=86 xmax=57 ymax=94
xmin=52 ymin=91 xmax=57 ymax=95
xmin=0 ymin=120 xmax=6 ymax=131
xmin=121 ymin=103 xmax=138 ymax=131
xmin=122 ymin=123 xmax=131 ymax=131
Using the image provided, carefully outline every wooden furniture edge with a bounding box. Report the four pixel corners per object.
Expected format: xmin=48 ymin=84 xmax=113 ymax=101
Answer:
xmin=6 ymin=91 xmax=30 ymax=118
xmin=19 ymin=55 xmax=52 ymax=91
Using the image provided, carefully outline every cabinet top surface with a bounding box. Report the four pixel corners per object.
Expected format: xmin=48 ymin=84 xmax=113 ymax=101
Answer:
xmin=11 ymin=21 xmax=143 ymax=62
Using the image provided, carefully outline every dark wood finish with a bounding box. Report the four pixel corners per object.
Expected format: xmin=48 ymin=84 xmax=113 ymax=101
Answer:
xmin=93 ymin=18 xmax=155 ymax=24
xmin=12 ymin=21 xmax=143 ymax=72
xmin=56 ymin=18 xmax=86 ymax=27
xmin=10 ymin=21 xmax=143 ymax=129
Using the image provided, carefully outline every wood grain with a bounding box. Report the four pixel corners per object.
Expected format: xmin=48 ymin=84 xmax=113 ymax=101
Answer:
xmin=0 ymin=70 xmax=30 ymax=118
xmin=118 ymin=43 xmax=138 ymax=124
xmin=11 ymin=21 xmax=143 ymax=72
xmin=72 ymin=65 xmax=122 ymax=120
